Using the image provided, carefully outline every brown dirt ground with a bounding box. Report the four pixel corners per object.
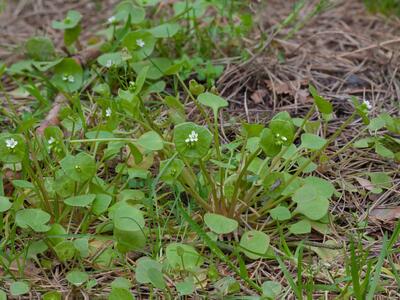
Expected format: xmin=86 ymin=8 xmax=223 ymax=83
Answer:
xmin=0 ymin=0 xmax=399 ymax=298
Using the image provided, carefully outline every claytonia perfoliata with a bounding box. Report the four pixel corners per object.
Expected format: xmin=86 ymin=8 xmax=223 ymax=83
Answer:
xmin=48 ymin=137 xmax=55 ymax=145
xmin=136 ymin=39 xmax=145 ymax=48
xmin=275 ymin=133 xmax=287 ymax=145
xmin=62 ymin=74 xmax=75 ymax=83
xmin=5 ymin=138 xmax=18 ymax=149
xmin=363 ymin=100 xmax=372 ymax=110
xmin=185 ymin=131 xmax=199 ymax=146
xmin=105 ymin=107 xmax=112 ymax=117
xmin=106 ymin=60 xmax=113 ymax=68
xmin=107 ymin=16 xmax=116 ymax=24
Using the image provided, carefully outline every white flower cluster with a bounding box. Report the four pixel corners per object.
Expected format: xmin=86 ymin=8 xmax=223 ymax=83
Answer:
xmin=136 ymin=39 xmax=145 ymax=48
xmin=363 ymin=100 xmax=372 ymax=110
xmin=107 ymin=16 xmax=116 ymax=24
xmin=275 ymin=133 xmax=287 ymax=142
xmin=106 ymin=107 xmax=112 ymax=117
xmin=5 ymin=138 xmax=17 ymax=149
xmin=62 ymin=74 xmax=75 ymax=83
xmin=106 ymin=60 xmax=113 ymax=68
xmin=185 ymin=130 xmax=198 ymax=146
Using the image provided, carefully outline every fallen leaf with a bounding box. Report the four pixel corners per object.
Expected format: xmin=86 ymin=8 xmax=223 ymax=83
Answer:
xmin=264 ymin=79 xmax=310 ymax=103
xmin=370 ymin=206 xmax=400 ymax=222
xmin=354 ymin=177 xmax=375 ymax=191
xmin=250 ymin=89 xmax=267 ymax=104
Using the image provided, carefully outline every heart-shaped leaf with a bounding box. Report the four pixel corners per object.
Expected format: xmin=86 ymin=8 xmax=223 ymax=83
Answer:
xmin=300 ymin=133 xmax=326 ymax=150
xmin=269 ymin=205 xmax=291 ymax=221
xmin=149 ymin=23 xmax=180 ymax=38
xmin=10 ymin=281 xmax=30 ymax=296
xmin=16 ymin=208 xmax=51 ymax=232
xmin=66 ymin=270 xmax=89 ymax=286
xmin=52 ymin=10 xmax=82 ymax=30
xmin=25 ymin=36 xmax=55 ymax=61
xmin=293 ymin=184 xmax=329 ymax=220
xmin=204 ymin=213 xmax=238 ymax=234
xmin=115 ymin=1 xmax=145 ymax=24
xmin=64 ymin=194 xmax=96 ymax=207
xmin=239 ymin=230 xmax=270 ymax=259
xmin=289 ymin=219 xmax=311 ymax=235
xmin=166 ymin=243 xmax=204 ymax=271
xmin=197 ymin=92 xmax=228 ymax=116
xmin=136 ymin=131 xmax=163 ymax=151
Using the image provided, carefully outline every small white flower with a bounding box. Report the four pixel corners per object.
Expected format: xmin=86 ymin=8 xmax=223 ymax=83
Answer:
xmin=48 ymin=137 xmax=55 ymax=145
xmin=185 ymin=130 xmax=198 ymax=145
xmin=106 ymin=60 xmax=113 ymax=68
xmin=67 ymin=75 xmax=75 ymax=83
xmin=107 ymin=16 xmax=116 ymax=24
xmin=281 ymin=136 xmax=288 ymax=142
xmin=363 ymin=100 xmax=372 ymax=110
xmin=136 ymin=39 xmax=145 ymax=48
xmin=105 ymin=107 xmax=112 ymax=117
xmin=5 ymin=138 xmax=18 ymax=149
xmin=62 ymin=74 xmax=68 ymax=81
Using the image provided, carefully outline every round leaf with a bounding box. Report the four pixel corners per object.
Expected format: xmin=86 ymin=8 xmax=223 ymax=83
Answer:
xmin=173 ymin=122 xmax=212 ymax=159
xmin=149 ymin=23 xmax=180 ymax=38
xmin=197 ymin=92 xmax=228 ymax=115
xmin=115 ymin=1 xmax=145 ymax=24
xmin=269 ymin=206 xmax=291 ymax=221
xmin=122 ymin=30 xmax=156 ymax=57
xmin=60 ymin=152 xmax=96 ymax=183
xmin=262 ymin=281 xmax=282 ymax=299
xmin=166 ymin=243 xmax=204 ymax=271
xmin=25 ymin=36 xmax=55 ymax=61
xmin=10 ymin=281 xmax=29 ymax=296
xmin=51 ymin=58 xmax=83 ymax=92
xmin=204 ymin=213 xmax=238 ymax=234
xmin=239 ymin=230 xmax=270 ymax=259
xmin=52 ymin=10 xmax=82 ymax=30
xmin=0 ymin=134 xmax=26 ymax=163
xmin=300 ymin=133 xmax=326 ymax=150
xmin=97 ymin=52 xmax=124 ymax=68
xmin=0 ymin=196 xmax=12 ymax=212
xmin=64 ymin=194 xmax=96 ymax=207
xmin=66 ymin=270 xmax=89 ymax=286
xmin=136 ymin=257 xmax=163 ymax=284
xmin=136 ymin=131 xmax=164 ymax=151
xmin=289 ymin=219 xmax=311 ymax=235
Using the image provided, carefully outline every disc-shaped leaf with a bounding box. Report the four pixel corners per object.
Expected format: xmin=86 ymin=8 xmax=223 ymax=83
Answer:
xmin=293 ymin=184 xmax=329 ymax=220
xmin=173 ymin=122 xmax=212 ymax=159
xmin=97 ymin=52 xmax=124 ymax=68
xmin=149 ymin=23 xmax=180 ymax=38
xmin=10 ymin=281 xmax=30 ymax=296
xmin=92 ymin=194 xmax=112 ymax=216
xmin=239 ymin=230 xmax=270 ymax=259
xmin=66 ymin=270 xmax=89 ymax=286
xmin=52 ymin=10 xmax=82 ymax=29
xmin=60 ymin=152 xmax=96 ymax=183
xmin=0 ymin=134 xmax=26 ymax=163
xmin=300 ymin=133 xmax=326 ymax=150
xmin=16 ymin=209 xmax=51 ymax=232
xmin=269 ymin=205 xmax=291 ymax=221
xmin=0 ymin=196 xmax=12 ymax=212
xmin=51 ymin=58 xmax=83 ymax=92
xmin=64 ymin=194 xmax=96 ymax=207
xmin=259 ymin=128 xmax=281 ymax=157
xmin=109 ymin=288 xmax=134 ymax=300
xmin=304 ymin=176 xmax=335 ymax=199
xmin=262 ymin=281 xmax=282 ymax=299
xmin=136 ymin=257 xmax=163 ymax=284
xmin=289 ymin=219 xmax=311 ymax=235
xmin=204 ymin=213 xmax=238 ymax=234
xmin=132 ymin=58 xmax=172 ymax=80
xmin=136 ymin=131 xmax=164 ymax=151
xmin=122 ymin=30 xmax=156 ymax=57
xmin=197 ymin=92 xmax=228 ymax=115
xmin=166 ymin=243 xmax=204 ymax=271
xmin=160 ymin=158 xmax=185 ymax=184
xmin=115 ymin=1 xmax=145 ymax=24
xmin=25 ymin=36 xmax=55 ymax=61
xmin=269 ymin=118 xmax=294 ymax=146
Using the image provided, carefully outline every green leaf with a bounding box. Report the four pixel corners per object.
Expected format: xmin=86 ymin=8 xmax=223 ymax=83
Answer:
xmin=160 ymin=158 xmax=185 ymax=184
xmin=53 ymin=241 xmax=75 ymax=262
xmin=64 ymin=25 xmax=81 ymax=46
xmin=176 ymin=277 xmax=195 ymax=296
xmin=113 ymin=205 xmax=146 ymax=252
xmin=293 ymin=185 xmax=329 ymax=220
xmin=149 ymin=23 xmax=180 ymax=38
xmin=173 ymin=122 xmax=213 ymax=159
xmin=115 ymin=1 xmax=145 ymax=24
xmin=92 ymin=194 xmax=112 ymax=215
xmin=309 ymin=85 xmax=333 ymax=114
xmin=25 ymin=36 xmax=55 ymax=61
xmin=42 ymin=291 xmax=62 ymax=300
xmin=300 ymin=133 xmax=326 ymax=150
xmin=109 ymin=287 xmax=135 ymax=300
xmin=270 ymin=206 xmax=291 ymax=221
xmin=239 ymin=230 xmax=270 ymax=259
xmin=375 ymin=142 xmax=394 ymax=159
xmin=166 ymin=243 xmax=204 ymax=271
xmin=64 ymin=194 xmax=96 ymax=207
xmin=0 ymin=134 xmax=26 ymax=163
xmin=197 ymin=92 xmax=228 ymax=115
xmin=289 ymin=219 xmax=311 ymax=235
xmin=132 ymin=58 xmax=172 ymax=80
xmin=66 ymin=270 xmax=89 ymax=286
xmin=304 ymin=176 xmax=335 ymax=199
xmin=262 ymin=281 xmax=282 ymax=299
xmin=0 ymin=290 xmax=6 ymax=300
xmin=136 ymin=257 xmax=163 ymax=285
xmin=0 ymin=196 xmax=12 ymax=212
xmin=259 ymin=128 xmax=281 ymax=157
xmin=111 ymin=277 xmax=132 ymax=290
xmin=51 ymin=58 xmax=83 ymax=92
xmin=147 ymin=268 xmax=166 ymax=289
xmin=122 ymin=30 xmax=156 ymax=57
xmin=46 ymin=223 xmax=66 ymax=246
xmin=60 ymin=152 xmax=96 ymax=183
xmin=52 ymin=10 xmax=82 ymax=29
xmin=16 ymin=208 xmax=51 ymax=232
xmin=97 ymin=52 xmax=124 ymax=68
xmin=74 ymin=238 xmax=89 ymax=258
xmin=10 ymin=281 xmax=29 ymax=296
xmin=136 ymin=131 xmax=163 ymax=151
xmin=204 ymin=213 xmax=238 ymax=234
